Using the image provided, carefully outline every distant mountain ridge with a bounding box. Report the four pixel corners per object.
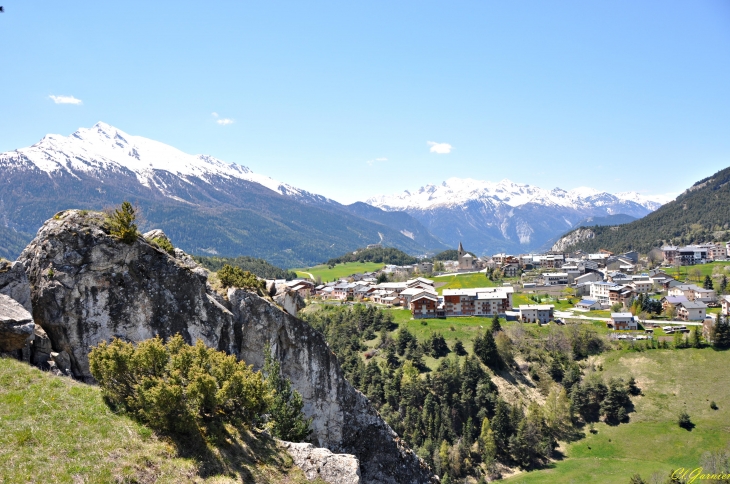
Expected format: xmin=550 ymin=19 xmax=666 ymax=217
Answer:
xmin=0 ymin=122 xmax=446 ymax=267
xmin=367 ymin=178 xmax=668 ymax=255
xmin=551 ymin=166 xmax=730 ymax=254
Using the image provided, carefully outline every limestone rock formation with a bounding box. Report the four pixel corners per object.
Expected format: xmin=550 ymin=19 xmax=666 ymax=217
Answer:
xmin=19 ymin=210 xmax=436 ymax=484
xmin=0 ymin=259 xmax=32 ymax=312
xmin=550 ymin=227 xmax=595 ymax=252
xmin=273 ymin=287 xmax=306 ymax=317
xmin=0 ymin=293 xmax=35 ymax=352
xmin=21 ymin=210 xmax=237 ymax=382
xmin=281 ymin=441 xmax=360 ymax=484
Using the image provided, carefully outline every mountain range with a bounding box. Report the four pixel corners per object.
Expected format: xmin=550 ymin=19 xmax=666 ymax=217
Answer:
xmin=367 ymin=178 xmax=668 ymax=255
xmin=1 ymin=123 xmax=672 ymax=266
xmin=0 ymin=122 xmax=446 ymax=267
xmin=550 ymin=166 xmax=730 ymax=254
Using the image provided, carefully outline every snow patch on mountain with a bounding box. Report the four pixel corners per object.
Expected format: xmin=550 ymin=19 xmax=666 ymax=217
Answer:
xmin=366 ymin=177 xmax=666 ymax=213
xmin=0 ymin=122 xmax=325 ymax=203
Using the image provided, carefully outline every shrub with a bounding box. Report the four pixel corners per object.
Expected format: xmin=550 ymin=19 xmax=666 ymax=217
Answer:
xmin=106 ymin=201 xmax=139 ymax=243
xmin=217 ymin=264 xmax=265 ymax=292
xmin=710 ymin=401 xmax=718 ymax=410
xmin=89 ymin=335 xmax=270 ymax=434
xmin=149 ymin=236 xmax=174 ymax=255
xmin=263 ymin=348 xmax=312 ymax=442
xmin=678 ymin=410 xmax=693 ymax=430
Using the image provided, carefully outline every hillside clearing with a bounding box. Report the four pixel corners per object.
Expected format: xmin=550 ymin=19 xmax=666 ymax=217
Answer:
xmin=293 ymin=262 xmax=384 ymax=282
xmin=0 ymin=357 xmax=313 ymax=484
xmin=503 ymin=348 xmax=730 ymax=484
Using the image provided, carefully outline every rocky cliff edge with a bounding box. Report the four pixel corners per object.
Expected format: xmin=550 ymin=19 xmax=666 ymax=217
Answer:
xmin=19 ymin=210 xmax=435 ymax=484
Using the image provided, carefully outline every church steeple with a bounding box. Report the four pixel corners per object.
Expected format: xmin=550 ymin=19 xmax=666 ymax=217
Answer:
xmin=458 ymin=241 xmax=464 ymax=255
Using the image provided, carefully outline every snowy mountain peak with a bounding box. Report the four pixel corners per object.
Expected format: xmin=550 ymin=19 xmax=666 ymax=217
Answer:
xmin=366 ymin=177 xmax=665 ymax=213
xmin=2 ymin=122 xmax=315 ymax=201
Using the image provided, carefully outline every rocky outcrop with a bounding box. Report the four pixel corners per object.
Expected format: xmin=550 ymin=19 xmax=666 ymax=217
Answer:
xmin=550 ymin=227 xmax=595 ymax=252
xmin=21 ymin=210 xmax=237 ymax=382
xmin=0 ymin=293 xmax=34 ymax=352
xmin=281 ymin=441 xmax=360 ymax=484
xmin=229 ymin=289 xmax=433 ymax=483
xmin=0 ymin=259 xmax=32 ymax=312
xmin=273 ymin=287 xmax=305 ymax=317
xmin=19 ymin=210 xmax=435 ymax=484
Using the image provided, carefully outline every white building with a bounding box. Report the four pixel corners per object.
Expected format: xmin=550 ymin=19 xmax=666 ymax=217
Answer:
xmin=676 ymin=301 xmax=707 ymax=321
xmin=610 ymin=312 xmax=637 ymax=330
xmin=519 ymin=305 xmax=554 ymax=324
xmin=590 ymin=281 xmax=620 ymax=305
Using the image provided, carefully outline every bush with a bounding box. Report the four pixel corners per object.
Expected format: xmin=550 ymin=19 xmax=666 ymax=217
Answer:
xmin=218 ymin=264 xmax=265 ymax=292
xmin=710 ymin=401 xmax=718 ymax=410
xmin=89 ymin=335 xmax=270 ymax=434
xmin=263 ymin=347 xmax=312 ymax=442
xmin=106 ymin=201 xmax=139 ymax=243
xmin=678 ymin=410 xmax=693 ymax=430
xmin=149 ymin=236 xmax=174 ymax=255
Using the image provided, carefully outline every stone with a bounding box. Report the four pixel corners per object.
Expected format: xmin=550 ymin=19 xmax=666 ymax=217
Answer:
xmin=0 ymin=293 xmax=35 ymax=352
xmin=0 ymin=259 xmax=32 ymax=312
xmin=20 ymin=210 xmax=237 ymax=381
xmin=31 ymin=324 xmax=53 ymax=367
xmin=273 ymin=287 xmax=305 ymax=317
xmin=280 ymin=441 xmax=360 ymax=484
xmin=50 ymin=350 xmax=72 ymax=373
xmin=19 ymin=210 xmax=436 ymax=484
xmin=229 ymin=289 xmax=434 ymax=483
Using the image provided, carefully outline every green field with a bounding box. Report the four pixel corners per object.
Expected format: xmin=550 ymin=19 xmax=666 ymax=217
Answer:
xmin=0 ymin=357 xmax=311 ymax=483
xmin=293 ymin=261 xmax=384 ymax=282
xmin=503 ymin=348 xmax=730 ymax=484
xmin=664 ymin=261 xmax=730 ymax=281
xmin=435 ymin=272 xmax=501 ymax=294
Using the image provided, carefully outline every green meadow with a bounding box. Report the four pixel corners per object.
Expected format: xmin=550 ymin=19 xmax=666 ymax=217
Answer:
xmin=0 ymin=357 xmax=314 ymax=484
xmin=435 ymin=272 xmax=500 ymax=293
xmin=503 ymin=348 xmax=730 ymax=484
xmin=293 ymin=261 xmax=384 ymax=282
xmin=664 ymin=261 xmax=730 ymax=281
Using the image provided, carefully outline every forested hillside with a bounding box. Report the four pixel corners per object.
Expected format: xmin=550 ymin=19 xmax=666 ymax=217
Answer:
xmin=326 ymin=247 xmax=419 ymax=266
xmin=557 ymin=166 xmax=730 ymax=254
xmin=193 ymin=255 xmax=297 ymax=280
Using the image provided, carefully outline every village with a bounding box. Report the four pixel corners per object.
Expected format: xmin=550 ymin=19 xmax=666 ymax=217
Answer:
xmin=274 ymin=241 xmax=730 ymax=343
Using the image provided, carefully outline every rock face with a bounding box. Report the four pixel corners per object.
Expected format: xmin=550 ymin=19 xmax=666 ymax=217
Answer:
xmin=0 ymin=293 xmax=35 ymax=352
xmin=281 ymin=441 xmax=360 ymax=484
xmin=21 ymin=210 xmax=237 ymax=382
xmin=550 ymin=227 xmax=595 ymax=252
xmin=273 ymin=287 xmax=306 ymax=317
xmin=0 ymin=259 xmax=32 ymax=312
xmin=19 ymin=210 xmax=435 ymax=484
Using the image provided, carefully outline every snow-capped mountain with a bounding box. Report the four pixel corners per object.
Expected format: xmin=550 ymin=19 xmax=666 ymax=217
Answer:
xmin=1 ymin=122 xmax=331 ymax=205
xmin=367 ymin=177 xmax=664 ymax=213
xmin=366 ymin=178 xmax=670 ymax=254
xmin=0 ymin=123 xmax=445 ymax=266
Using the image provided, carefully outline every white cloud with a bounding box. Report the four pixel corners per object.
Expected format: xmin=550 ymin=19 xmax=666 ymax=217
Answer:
xmin=211 ymin=112 xmax=233 ymax=125
xmin=427 ymin=141 xmax=452 ymax=154
xmin=49 ymin=95 xmax=82 ymax=105
xmin=366 ymin=157 xmax=388 ymax=166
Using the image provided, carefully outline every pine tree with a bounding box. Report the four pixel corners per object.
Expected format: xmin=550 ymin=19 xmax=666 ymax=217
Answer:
xmin=263 ymin=349 xmax=312 ymax=442
xmin=720 ymin=275 xmax=728 ymax=294
xmin=107 ymin=201 xmax=139 ymax=243
xmin=474 ymin=330 xmax=502 ymax=369
xmin=479 ymin=417 xmax=497 ymax=465
xmin=491 ymin=314 xmax=502 ymax=334
xmin=491 ymin=400 xmax=512 ymax=455
xmin=712 ymin=316 xmax=730 ymax=349
xmin=704 ymin=275 xmax=714 ymax=290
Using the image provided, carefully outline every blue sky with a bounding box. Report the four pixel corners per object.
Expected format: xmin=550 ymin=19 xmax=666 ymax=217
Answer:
xmin=1 ymin=1 xmax=729 ymax=203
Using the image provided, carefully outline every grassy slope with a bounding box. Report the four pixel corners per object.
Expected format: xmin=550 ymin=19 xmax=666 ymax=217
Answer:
xmin=0 ymin=357 xmax=313 ymax=484
xmin=435 ymin=273 xmax=500 ymax=294
xmin=503 ymin=348 xmax=730 ymax=484
xmin=294 ymin=262 xmax=384 ymax=281
xmin=664 ymin=261 xmax=730 ymax=281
